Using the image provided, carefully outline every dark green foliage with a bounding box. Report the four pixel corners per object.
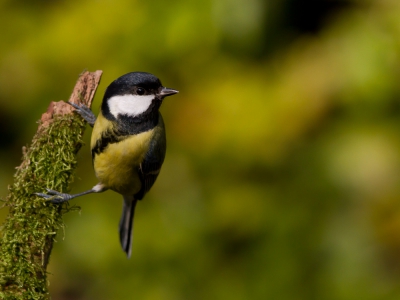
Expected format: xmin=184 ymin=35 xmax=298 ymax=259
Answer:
xmin=0 ymin=114 xmax=86 ymax=299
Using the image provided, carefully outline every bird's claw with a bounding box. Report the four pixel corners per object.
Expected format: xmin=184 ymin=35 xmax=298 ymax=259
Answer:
xmin=67 ymin=101 xmax=96 ymax=126
xmin=34 ymin=188 xmax=71 ymax=204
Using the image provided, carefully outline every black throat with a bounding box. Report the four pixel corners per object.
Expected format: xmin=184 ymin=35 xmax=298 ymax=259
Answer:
xmin=116 ymin=110 xmax=159 ymax=135
xmin=91 ymin=101 xmax=161 ymax=159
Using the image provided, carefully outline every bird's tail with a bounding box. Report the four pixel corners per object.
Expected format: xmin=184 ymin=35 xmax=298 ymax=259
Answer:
xmin=119 ymin=196 xmax=137 ymax=258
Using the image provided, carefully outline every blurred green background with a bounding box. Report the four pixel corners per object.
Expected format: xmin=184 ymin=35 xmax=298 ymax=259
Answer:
xmin=1 ymin=0 xmax=400 ymax=299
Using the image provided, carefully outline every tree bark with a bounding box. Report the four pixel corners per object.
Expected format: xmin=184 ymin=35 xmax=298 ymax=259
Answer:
xmin=0 ymin=70 xmax=102 ymax=300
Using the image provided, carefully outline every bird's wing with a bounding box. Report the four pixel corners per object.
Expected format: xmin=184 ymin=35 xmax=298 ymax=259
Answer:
xmin=135 ymin=114 xmax=166 ymax=200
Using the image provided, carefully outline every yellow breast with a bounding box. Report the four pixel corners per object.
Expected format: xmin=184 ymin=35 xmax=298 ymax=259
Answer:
xmin=91 ymin=113 xmax=154 ymax=195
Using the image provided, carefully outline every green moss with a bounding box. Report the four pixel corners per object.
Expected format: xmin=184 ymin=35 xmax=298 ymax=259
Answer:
xmin=0 ymin=114 xmax=87 ymax=300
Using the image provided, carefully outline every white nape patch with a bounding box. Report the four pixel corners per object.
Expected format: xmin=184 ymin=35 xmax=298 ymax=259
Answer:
xmin=108 ymin=94 xmax=155 ymax=118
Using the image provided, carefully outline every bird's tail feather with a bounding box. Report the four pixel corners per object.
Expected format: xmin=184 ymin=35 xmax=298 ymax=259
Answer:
xmin=119 ymin=196 xmax=137 ymax=258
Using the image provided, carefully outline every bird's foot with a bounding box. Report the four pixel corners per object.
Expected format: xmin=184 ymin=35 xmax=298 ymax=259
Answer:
xmin=35 ymin=188 xmax=73 ymax=204
xmin=68 ymin=102 xmax=96 ymax=127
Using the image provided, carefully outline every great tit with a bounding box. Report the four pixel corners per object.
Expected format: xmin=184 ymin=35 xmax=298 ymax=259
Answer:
xmin=37 ymin=72 xmax=178 ymax=258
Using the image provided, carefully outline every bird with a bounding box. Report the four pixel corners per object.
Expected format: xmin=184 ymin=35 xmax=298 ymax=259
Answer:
xmin=36 ymin=72 xmax=178 ymax=258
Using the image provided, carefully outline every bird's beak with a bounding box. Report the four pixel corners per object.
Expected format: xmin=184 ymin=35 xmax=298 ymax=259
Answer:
xmin=159 ymin=87 xmax=179 ymax=97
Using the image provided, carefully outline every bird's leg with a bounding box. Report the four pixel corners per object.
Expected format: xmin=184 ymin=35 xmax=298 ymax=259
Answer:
xmin=35 ymin=184 xmax=107 ymax=204
xmin=67 ymin=102 xmax=96 ymax=127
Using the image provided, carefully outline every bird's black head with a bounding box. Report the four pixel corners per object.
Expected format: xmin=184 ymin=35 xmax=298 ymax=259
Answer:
xmin=102 ymin=72 xmax=178 ymax=120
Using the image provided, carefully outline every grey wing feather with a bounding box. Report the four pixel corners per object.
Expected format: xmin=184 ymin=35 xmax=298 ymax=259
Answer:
xmin=135 ymin=113 xmax=166 ymax=200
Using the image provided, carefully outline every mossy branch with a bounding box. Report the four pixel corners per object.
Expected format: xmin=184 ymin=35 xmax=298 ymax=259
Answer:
xmin=0 ymin=70 xmax=102 ymax=300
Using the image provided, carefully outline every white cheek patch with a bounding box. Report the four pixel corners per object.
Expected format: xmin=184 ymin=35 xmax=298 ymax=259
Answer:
xmin=108 ymin=94 xmax=155 ymax=118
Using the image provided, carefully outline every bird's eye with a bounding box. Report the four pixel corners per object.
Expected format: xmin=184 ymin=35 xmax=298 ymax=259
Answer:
xmin=137 ymin=87 xmax=145 ymax=95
